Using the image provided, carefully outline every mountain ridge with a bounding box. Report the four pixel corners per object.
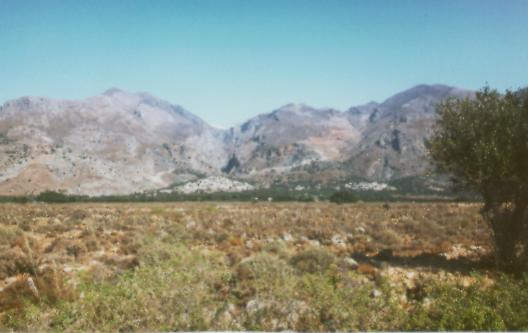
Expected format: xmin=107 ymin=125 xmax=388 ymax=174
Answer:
xmin=0 ymin=84 xmax=472 ymax=195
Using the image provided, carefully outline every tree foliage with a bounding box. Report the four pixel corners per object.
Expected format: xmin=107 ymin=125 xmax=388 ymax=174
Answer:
xmin=35 ymin=191 xmax=75 ymax=203
xmin=329 ymin=191 xmax=358 ymax=204
xmin=429 ymin=87 xmax=528 ymax=271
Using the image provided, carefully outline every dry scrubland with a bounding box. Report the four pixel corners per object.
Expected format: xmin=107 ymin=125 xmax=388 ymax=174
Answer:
xmin=1 ymin=202 xmax=528 ymax=331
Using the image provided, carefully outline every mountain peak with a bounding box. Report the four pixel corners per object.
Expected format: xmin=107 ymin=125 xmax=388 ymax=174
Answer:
xmin=102 ymin=87 xmax=126 ymax=96
xmin=392 ymin=83 xmax=456 ymax=98
xmin=274 ymin=103 xmax=340 ymax=115
xmin=406 ymin=83 xmax=454 ymax=92
xmin=276 ymin=103 xmax=313 ymax=111
xmin=380 ymin=84 xmax=464 ymax=110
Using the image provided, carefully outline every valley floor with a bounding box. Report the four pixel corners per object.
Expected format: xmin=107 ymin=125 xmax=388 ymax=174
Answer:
xmin=1 ymin=202 xmax=527 ymax=331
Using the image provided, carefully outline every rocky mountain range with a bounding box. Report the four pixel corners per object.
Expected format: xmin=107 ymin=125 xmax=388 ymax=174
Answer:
xmin=0 ymin=84 xmax=471 ymax=195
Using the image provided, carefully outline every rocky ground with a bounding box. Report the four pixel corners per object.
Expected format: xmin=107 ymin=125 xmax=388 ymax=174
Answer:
xmin=2 ymin=202 xmax=524 ymax=331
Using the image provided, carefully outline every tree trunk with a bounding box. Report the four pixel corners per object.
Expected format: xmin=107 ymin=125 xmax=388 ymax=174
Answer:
xmin=483 ymin=200 xmax=528 ymax=273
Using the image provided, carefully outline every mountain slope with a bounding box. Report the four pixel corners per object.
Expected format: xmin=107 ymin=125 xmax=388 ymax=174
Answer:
xmin=227 ymin=84 xmax=472 ymax=182
xmin=0 ymin=89 xmax=228 ymax=195
xmin=0 ymin=84 xmax=472 ymax=195
xmin=345 ymin=84 xmax=472 ymax=180
xmin=223 ymin=103 xmax=365 ymax=175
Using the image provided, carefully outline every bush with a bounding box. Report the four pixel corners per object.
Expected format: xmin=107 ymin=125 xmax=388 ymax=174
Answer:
xmin=406 ymin=275 xmax=528 ymax=331
xmin=35 ymin=191 xmax=74 ymax=203
xmin=236 ymin=254 xmax=292 ymax=282
xmin=289 ymin=248 xmax=336 ymax=274
xmin=27 ymin=245 xmax=231 ymax=332
xmin=329 ymin=191 xmax=358 ymax=204
xmin=0 ymin=225 xmax=23 ymax=247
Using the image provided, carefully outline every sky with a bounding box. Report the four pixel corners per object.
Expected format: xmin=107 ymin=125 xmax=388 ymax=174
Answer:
xmin=0 ymin=0 xmax=527 ymax=127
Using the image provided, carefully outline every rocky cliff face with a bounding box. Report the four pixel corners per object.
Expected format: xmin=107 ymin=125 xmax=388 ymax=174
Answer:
xmin=343 ymin=84 xmax=472 ymax=180
xmin=0 ymin=84 xmax=472 ymax=195
xmin=223 ymin=103 xmax=365 ymax=174
xmin=226 ymin=84 xmax=472 ymax=183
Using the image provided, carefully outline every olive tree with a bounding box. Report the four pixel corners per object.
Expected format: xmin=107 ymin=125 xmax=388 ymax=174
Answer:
xmin=429 ymin=87 xmax=528 ymax=272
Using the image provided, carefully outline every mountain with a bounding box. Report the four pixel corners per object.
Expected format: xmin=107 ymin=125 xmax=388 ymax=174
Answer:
xmin=343 ymin=84 xmax=472 ymax=180
xmin=226 ymin=84 xmax=472 ymax=183
xmin=224 ymin=103 xmax=365 ymax=173
xmin=0 ymin=84 xmax=472 ymax=195
xmin=0 ymin=89 xmax=228 ymax=195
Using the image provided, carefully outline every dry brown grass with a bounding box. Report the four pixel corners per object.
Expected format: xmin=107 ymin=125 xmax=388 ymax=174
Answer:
xmin=0 ymin=201 xmax=491 ymax=274
xmin=0 ymin=202 xmax=496 ymax=330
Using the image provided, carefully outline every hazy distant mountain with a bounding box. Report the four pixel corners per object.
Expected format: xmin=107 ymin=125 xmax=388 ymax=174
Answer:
xmin=0 ymin=84 xmax=472 ymax=195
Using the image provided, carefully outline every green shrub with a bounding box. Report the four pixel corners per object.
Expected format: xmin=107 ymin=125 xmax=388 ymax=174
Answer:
xmin=236 ymin=254 xmax=292 ymax=282
xmin=0 ymin=225 xmax=23 ymax=246
xmin=329 ymin=191 xmax=358 ymax=204
xmin=289 ymin=248 xmax=336 ymax=274
xmin=406 ymin=274 xmax=528 ymax=331
xmin=35 ymin=191 xmax=73 ymax=203
xmin=35 ymin=245 xmax=230 ymax=331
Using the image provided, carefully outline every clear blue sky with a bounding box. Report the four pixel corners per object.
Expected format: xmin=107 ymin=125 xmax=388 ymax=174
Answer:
xmin=1 ymin=0 xmax=527 ymax=127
